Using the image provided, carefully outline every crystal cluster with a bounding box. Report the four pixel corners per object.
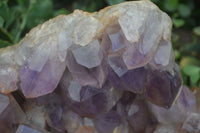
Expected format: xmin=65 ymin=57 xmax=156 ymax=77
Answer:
xmin=0 ymin=1 xmax=200 ymax=133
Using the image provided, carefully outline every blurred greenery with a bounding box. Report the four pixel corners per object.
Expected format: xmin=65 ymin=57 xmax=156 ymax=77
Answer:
xmin=0 ymin=0 xmax=200 ymax=88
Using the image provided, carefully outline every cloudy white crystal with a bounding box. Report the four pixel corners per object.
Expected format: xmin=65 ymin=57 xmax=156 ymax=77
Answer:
xmin=72 ymin=39 xmax=103 ymax=68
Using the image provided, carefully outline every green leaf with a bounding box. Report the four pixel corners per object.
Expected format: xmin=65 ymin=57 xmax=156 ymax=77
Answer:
xmin=0 ymin=39 xmax=13 ymax=48
xmin=164 ymin=0 xmax=179 ymax=12
xmin=174 ymin=49 xmax=180 ymax=61
xmin=5 ymin=7 xmax=19 ymax=29
xmin=0 ymin=27 xmax=13 ymax=43
xmin=54 ymin=9 xmax=69 ymax=17
xmin=172 ymin=32 xmax=180 ymax=43
xmin=151 ymin=0 xmax=159 ymax=3
xmin=180 ymin=57 xmax=200 ymax=68
xmin=172 ymin=18 xmax=185 ymax=28
xmin=85 ymin=1 xmax=97 ymax=12
xmin=178 ymin=4 xmax=191 ymax=18
xmin=0 ymin=16 xmax=4 ymax=27
xmin=26 ymin=0 xmax=53 ymax=29
xmin=16 ymin=0 xmax=26 ymax=7
xmin=193 ymin=27 xmax=200 ymax=36
xmin=181 ymin=69 xmax=188 ymax=85
xmin=183 ymin=65 xmax=200 ymax=84
xmin=0 ymin=1 xmax=9 ymax=21
xmin=106 ymin=0 xmax=125 ymax=5
xmin=183 ymin=65 xmax=200 ymax=76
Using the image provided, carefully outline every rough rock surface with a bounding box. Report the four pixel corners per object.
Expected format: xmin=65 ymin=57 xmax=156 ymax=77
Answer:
xmin=0 ymin=1 xmax=198 ymax=133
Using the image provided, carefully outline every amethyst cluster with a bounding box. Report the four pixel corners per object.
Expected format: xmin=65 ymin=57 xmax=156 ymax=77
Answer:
xmin=0 ymin=1 xmax=200 ymax=133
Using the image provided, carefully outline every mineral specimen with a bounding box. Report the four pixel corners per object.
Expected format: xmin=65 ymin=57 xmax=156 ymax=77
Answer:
xmin=0 ymin=0 xmax=199 ymax=133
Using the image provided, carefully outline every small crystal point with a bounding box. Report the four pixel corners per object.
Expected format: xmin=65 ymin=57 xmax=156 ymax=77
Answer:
xmin=108 ymin=31 xmax=125 ymax=52
xmin=72 ymin=40 xmax=103 ymax=69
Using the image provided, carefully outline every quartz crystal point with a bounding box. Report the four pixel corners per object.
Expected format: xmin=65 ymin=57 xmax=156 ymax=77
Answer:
xmin=148 ymin=86 xmax=196 ymax=125
xmin=145 ymin=63 xmax=182 ymax=108
xmin=127 ymin=96 xmax=157 ymax=133
xmin=0 ymin=1 xmax=191 ymax=133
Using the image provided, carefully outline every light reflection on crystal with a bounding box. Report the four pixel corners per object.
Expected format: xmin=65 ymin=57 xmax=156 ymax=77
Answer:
xmin=0 ymin=1 xmax=197 ymax=133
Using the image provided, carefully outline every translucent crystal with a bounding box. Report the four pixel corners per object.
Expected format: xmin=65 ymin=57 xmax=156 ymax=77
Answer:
xmin=145 ymin=64 xmax=182 ymax=108
xmin=20 ymin=43 xmax=67 ymax=98
xmin=148 ymin=86 xmax=196 ymax=125
xmin=109 ymin=66 xmax=146 ymax=93
xmin=177 ymin=86 xmax=197 ymax=114
xmin=72 ymin=40 xmax=103 ymax=68
xmin=108 ymin=55 xmax=128 ymax=77
xmin=66 ymin=47 xmax=103 ymax=87
xmin=68 ymin=81 xmax=82 ymax=102
xmin=108 ymin=31 xmax=125 ymax=52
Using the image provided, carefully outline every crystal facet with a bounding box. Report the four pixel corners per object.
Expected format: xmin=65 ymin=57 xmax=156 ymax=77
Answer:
xmin=0 ymin=1 xmax=194 ymax=133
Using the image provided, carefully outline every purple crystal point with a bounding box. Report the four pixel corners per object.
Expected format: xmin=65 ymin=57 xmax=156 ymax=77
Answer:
xmin=20 ymin=44 xmax=67 ymax=98
xmin=61 ymin=80 xmax=121 ymax=118
xmin=94 ymin=110 xmax=122 ymax=133
xmin=108 ymin=54 xmax=128 ymax=77
xmin=148 ymin=86 xmax=196 ymax=125
xmin=46 ymin=103 xmax=64 ymax=132
xmin=177 ymin=85 xmax=197 ymax=114
xmin=108 ymin=31 xmax=125 ymax=52
xmin=145 ymin=64 xmax=182 ymax=108
xmin=123 ymin=43 xmax=147 ymax=70
xmin=66 ymin=46 xmax=106 ymax=88
xmin=108 ymin=66 xmax=146 ymax=93
xmin=127 ymin=96 xmax=157 ymax=132
xmin=80 ymin=86 xmax=100 ymax=102
xmin=151 ymin=41 xmax=174 ymax=67
xmin=20 ymin=59 xmax=66 ymax=98
xmin=148 ymin=101 xmax=185 ymax=125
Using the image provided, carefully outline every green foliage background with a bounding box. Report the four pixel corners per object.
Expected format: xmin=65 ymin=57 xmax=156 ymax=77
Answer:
xmin=0 ymin=0 xmax=200 ymax=88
